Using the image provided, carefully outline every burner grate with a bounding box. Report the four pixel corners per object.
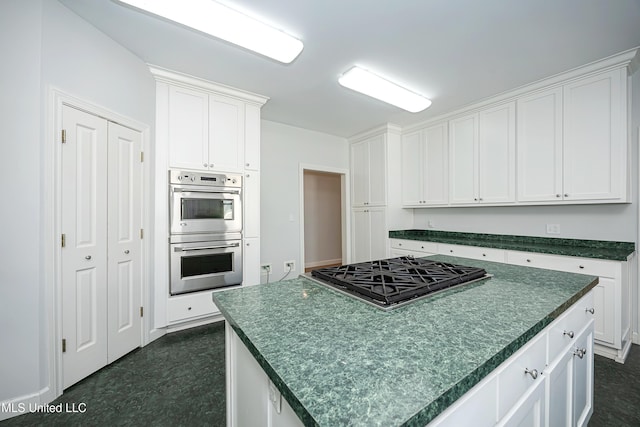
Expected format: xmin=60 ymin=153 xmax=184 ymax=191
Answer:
xmin=311 ymin=256 xmax=488 ymax=308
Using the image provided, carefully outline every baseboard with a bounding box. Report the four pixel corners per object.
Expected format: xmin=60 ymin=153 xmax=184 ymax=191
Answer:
xmin=166 ymin=314 xmax=224 ymax=333
xmin=0 ymin=387 xmax=50 ymax=422
xmin=146 ymin=327 xmax=166 ymax=345
xmin=304 ymin=258 xmax=342 ymax=269
xmin=633 ymin=331 xmax=639 ymax=345
xmin=594 ymin=340 xmax=633 ymax=364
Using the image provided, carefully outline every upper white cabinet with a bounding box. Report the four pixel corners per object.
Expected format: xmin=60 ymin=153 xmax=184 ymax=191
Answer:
xmin=517 ymin=68 xmax=628 ymax=203
xmin=517 ymin=88 xmax=563 ymax=202
xmin=351 ymin=134 xmax=386 ymax=207
xmin=401 ymin=123 xmax=448 ymax=206
xmin=449 ymin=102 xmax=515 ymax=205
xmin=167 ymin=86 xmax=245 ymax=173
xmin=562 ymin=68 xmax=627 ymax=202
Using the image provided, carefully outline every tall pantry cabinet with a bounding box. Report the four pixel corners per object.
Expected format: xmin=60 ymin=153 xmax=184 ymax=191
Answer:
xmin=350 ymin=125 xmax=412 ymax=263
xmin=150 ymin=66 xmax=268 ymax=329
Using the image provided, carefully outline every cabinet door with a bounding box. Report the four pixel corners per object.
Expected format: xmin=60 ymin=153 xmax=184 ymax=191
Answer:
xmin=244 ymin=103 xmax=261 ymax=171
xmin=517 ymin=88 xmax=563 ymax=202
xmin=244 ymin=171 xmax=260 ymax=238
xmin=545 ymin=345 xmax=573 ymax=427
xmin=401 ymin=130 xmax=424 ymax=206
xmin=478 ymin=102 xmax=515 ymax=203
xmin=497 ymin=376 xmax=546 ymax=427
xmin=209 ymin=94 xmax=245 ymax=172
xmin=573 ymin=322 xmax=594 ymax=427
xmin=424 ymin=123 xmax=449 ymax=205
xmin=592 ymin=279 xmax=615 ymax=345
xmin=243 ymin=238 xmax=260 ymax=286
xmin=369 ymin=207 xmax=387 ymax=260
xmin=563 ymin=68 xmax=625 ymax=201
xmin=449 ymin=114 xmax=478 ymax=204
xmin=351 ymin=209 xmax=371 ymax=263
xmin=351 ymin=141 xmax=369 ymax=207
xmin=367 ymin=135 xmax=387 ymax=206
xmin=168 ymin=85 xmax=209 ymax=170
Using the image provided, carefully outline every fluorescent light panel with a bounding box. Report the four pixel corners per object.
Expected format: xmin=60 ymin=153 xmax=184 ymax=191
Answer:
xmin=117 ymin=0 xmax=303 ymax=63
xmin=338 ymin=66 xmax=431 ymax=113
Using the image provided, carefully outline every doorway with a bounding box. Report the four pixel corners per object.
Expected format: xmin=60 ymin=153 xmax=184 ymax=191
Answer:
xmin=300 ymin=166 xmax=349 ymax=272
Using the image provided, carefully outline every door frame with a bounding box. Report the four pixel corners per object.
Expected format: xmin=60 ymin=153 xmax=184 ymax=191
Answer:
xmin=298 ymin=164 xmax=351 ymax=272
xmin=44 ymin=88 xmax=153 ymax=401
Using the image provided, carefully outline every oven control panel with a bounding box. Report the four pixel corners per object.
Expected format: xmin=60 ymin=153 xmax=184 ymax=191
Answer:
xmin=169 ymin=170 xmax=241 ymax=188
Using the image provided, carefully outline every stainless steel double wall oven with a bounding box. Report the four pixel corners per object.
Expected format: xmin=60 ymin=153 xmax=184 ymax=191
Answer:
xmin=169 ymin=170 xmax=243 ymax=295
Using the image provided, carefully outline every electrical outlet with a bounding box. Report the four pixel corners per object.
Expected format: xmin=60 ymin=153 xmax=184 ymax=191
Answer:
xmin=284 ymin=260 xmax=296 ymax=272
xmin=546 ymin=224 xmax=561 ymax=235
xmin=261 ymin=264 xmax=272 ymax=274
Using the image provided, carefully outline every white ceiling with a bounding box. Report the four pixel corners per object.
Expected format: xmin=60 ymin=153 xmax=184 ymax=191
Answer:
xmin=59 ymin=0 xmax=640 ymax=138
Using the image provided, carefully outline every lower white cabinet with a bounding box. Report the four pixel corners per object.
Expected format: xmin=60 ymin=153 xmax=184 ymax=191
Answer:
xmin=430 ymin=292 xmax=594 ymax=427
xmin=167 ymin=291 xmax=220 ymax=324
xmin=226 ymin=323 xmax=303 ymax=427
xmin=243 ymin=238 xmax=260 ymax=286
xmin=352 ymin=207 xmax=387 ymax=263
xmin=388 ymin=238 xmax=633 ymax=362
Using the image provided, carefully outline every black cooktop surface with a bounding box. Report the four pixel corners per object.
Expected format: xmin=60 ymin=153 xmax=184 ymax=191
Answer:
xmin=310 ymin=256 xmax=489 ymax=310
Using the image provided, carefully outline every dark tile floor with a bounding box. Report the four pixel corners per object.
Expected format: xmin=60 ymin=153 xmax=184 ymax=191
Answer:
xmin=1 ymin=322 xmax=638 ymax=426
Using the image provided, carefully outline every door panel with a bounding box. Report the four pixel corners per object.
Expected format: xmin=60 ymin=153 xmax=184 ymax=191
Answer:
xmin=107 ymin=122 xmax=142 ymax=363
xmin=62 ymin=105 xmax=108 ymax=389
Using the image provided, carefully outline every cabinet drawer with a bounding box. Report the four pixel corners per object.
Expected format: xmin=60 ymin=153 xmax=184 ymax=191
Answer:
xmin=389 ymin=239 xmax=438 ymax=254
xmin=438 ymin=244 xmax=505 ymax=262
xmin=430 ymin=375 xmax=497 ymax=427
xmin=497 ymin=332 xmax=547 ymax=420
xmin=505 ymin=251 xmax=618 ymax=278
xmin=167 ymin=292 xmax=220 ymax=324
xmin=547 ymin=292 xmax=595 ymax=362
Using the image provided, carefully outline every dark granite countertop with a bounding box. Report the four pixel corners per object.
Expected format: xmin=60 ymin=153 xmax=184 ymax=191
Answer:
xmin=389 ymin=230 xmax=635 ymax=261
xmin=213 ymin=255 xmax=598 ymax=426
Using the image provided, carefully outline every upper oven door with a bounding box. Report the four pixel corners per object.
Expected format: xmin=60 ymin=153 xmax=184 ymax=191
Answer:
xmin=170 ymin=185 xmax=242 ymax=235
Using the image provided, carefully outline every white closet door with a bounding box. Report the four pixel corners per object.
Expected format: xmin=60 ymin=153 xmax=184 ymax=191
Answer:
xmin=107 ymin=122 xmax=142 ymax=363
xmin=61 ymin=105 xmax=109 ymax=388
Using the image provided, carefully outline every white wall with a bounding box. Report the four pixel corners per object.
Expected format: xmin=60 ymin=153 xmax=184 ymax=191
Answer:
xmin=261 ymin=121 xmax=348 ymax=280
xmin=0 ymin=0 xmax=155 ymax=412
xmin=303 ymin=171 xmax=342 ymax=268
xmin=0 ymin=0 xmax=44 ymax=406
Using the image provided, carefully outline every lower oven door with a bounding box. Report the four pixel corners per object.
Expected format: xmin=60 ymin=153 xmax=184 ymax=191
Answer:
xmin=170 ymin=239 xmax=243 ymax=295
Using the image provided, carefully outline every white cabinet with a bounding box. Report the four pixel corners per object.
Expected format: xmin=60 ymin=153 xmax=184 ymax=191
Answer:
xmin=227 ymin=324 xmax=303 ymax=427
xmin=438 ymin=243 xmax=506 ymax=263
xmin=243 ymin=238 xmax=261 ymax=286
xmin=563 ymin=68 xmax=627 ymax=202
xmin=167 ymin=86 xmax=245 ymax=173
xmin=517 ymin=68 xmax=628 ymax=203
xmin=430 ymin=291 xmax=594 ymax=427
xmin=244 ymin=103 xmax=261 ymax=171
xmin=516 ymin=88 xmax=563 ymax=202
xmin=351 ymin=135 xmax=386 ymax=207
xmin=401 ymin=123 xmax=448 ymax=206
xmin=352 ymin=208 xmax=386 ymax=263
xmin=449 ymin=102 xmax=515 ymax=205
xmin=389 ymin=239 xmax=438 ymax=257
xmin=167 ymin=291 xmax=220 ymax=324
xmin=244 ymin=171 xmax=260 ymax=238
xmin=504 ymin=250 xmax=631 ymax=361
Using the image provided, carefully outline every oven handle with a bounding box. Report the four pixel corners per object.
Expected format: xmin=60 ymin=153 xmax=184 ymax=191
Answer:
xmin=172 ymin=188 xmax=240 ymax=195
xmin=174 ymin=242 xmax=240 ymax=252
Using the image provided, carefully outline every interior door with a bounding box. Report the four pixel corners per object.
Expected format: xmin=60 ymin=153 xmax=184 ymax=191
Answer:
xmin=61 ymin=105 xmax=109 ymax=388
xmin=107 ymin=122 xmax=142 ymax=363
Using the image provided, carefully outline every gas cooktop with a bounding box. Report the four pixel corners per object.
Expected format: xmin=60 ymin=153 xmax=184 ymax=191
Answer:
xmin=308 ymin=256 xmax=490 ymax=311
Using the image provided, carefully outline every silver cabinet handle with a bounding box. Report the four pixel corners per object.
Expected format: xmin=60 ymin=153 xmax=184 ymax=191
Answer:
xmin=85 ymin=255 xmax=91 ymax=260
xmin=564 ymin=193 xmax=569 ymax=197
xmin=579 ymin=265 xmax=584 ymax=269
xmin=563 ymin=330 xmax=574 ymax=339
xmin=556 ymin=194 xmax=561 ymax=198
xmin=526 ymin=259 xmax=531 ymax=263
xmin=174 ymin=243 xmax=240 ymax=252
xmin=209 ymin=164 xmax=214 ymax=168
xmin=524 ymin=368 xmax=538 ymax=380
xmin=124 ymin=250 xmax=130 ymax=254
xmin=246 ymin=163 xmax=250 ymax=167
xmin=203 ymin=163 xmax=208 ymax=168
xmin=574 ymin=348 xmax=586 ymax=359
xmin=586 ymin=307 xmax=595 ymax=314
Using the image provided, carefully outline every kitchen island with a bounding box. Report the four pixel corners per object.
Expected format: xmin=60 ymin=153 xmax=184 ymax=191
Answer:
xmin=212 ymin=255 xmax=598 ymax=426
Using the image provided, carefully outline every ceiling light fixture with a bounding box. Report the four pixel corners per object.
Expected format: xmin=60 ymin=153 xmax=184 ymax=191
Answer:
xmin=117 ymin=0 xmax=304 ymax=64
xmin=338 ymin=66 xmax=431 ymax=113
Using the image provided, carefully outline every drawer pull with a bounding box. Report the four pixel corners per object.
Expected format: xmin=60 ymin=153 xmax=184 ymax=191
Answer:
xmin=524 ymin=368 xmax=538 ymax=380
xmin=449 ymin=250 xmax=454 ymax=253
xmin=526 ymin=259 xmax=531 ymax=263
xmin=585 ymin=307 xmax=595 ymax=314
xmin=579 ymin=265 xmax=585 ymax=269
xmin=563 ymin=330 xmax=574 ymax=339
xmin=482 ymin=253 xmax=486 ymax=257
xmin=187 ymin=307 xmax=192 ymax=311
xmin=573 ymin=348 xmax=586 ymax=359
